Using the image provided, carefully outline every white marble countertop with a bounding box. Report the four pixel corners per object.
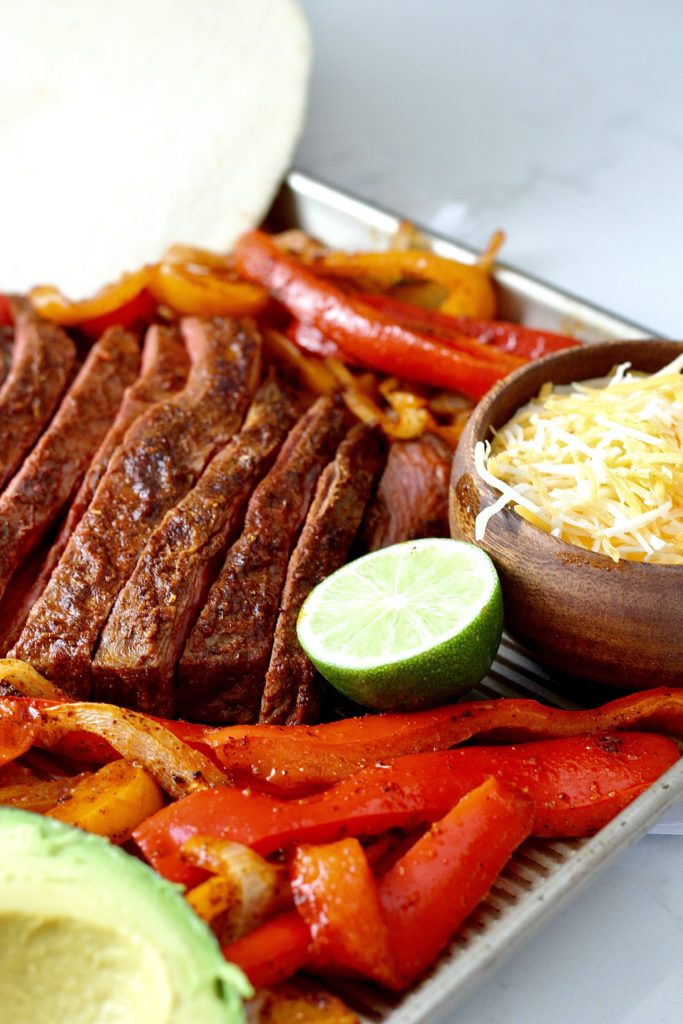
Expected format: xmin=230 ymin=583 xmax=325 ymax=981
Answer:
xmin=294 ymin=2 xmax=683 ymax=1021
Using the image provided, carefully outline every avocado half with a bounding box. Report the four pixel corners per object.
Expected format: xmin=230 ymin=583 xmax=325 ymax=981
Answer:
xmin=0 ymin=807 xmax=251 ymax=1024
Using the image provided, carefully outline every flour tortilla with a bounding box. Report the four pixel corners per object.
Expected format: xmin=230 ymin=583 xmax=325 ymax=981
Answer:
xmin=0 ymin=0 xmax=310 ymax=296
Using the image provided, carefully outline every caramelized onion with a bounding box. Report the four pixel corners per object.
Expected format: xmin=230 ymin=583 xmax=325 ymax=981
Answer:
xmin=182 ymin=836 xmax=291 ymax=942
xmin=0 ymin=659 xmax=72 ymax=700
xmin=38 ymin=703 xmax=227 ymax=798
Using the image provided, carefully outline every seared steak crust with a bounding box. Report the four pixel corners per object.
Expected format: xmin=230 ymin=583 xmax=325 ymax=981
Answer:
xmin=57 ymin=324 xmax=191 ymax=546
xmin=259 ymin=423 xmax=387 ymax=725
xmin=1 ymin=324 xmax=190 ymax=648
xmin=0 ymin=309 xmax=76 ymax=490
xmin=12 ymin=317 xmax=261 ymax=696
xmin=176 ymin=395 xmax=346 ymax=722
xmin=91 ymin=370 xmax=301 ymax=716
xmin=0 ymin=536 xmax=55 ymax=655
xmin=0 ymin=326 xmax=140 ymax=605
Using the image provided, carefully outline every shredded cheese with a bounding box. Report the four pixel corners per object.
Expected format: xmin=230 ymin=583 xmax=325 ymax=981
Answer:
xmin=474 ymin=354 xmax=683 ymax=563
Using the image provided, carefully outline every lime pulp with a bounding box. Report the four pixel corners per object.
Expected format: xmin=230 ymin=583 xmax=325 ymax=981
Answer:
xmin=296 ymin=537 xmax=503 ymax=711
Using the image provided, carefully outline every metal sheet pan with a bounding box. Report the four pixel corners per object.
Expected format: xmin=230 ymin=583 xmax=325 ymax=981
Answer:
xmin=263 ymin=171 xmax=683 ymax=1024
xmin=268 ymin=170 xmax=653 ymax=341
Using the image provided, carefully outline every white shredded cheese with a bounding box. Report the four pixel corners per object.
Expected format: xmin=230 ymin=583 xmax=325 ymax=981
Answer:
xmin=474 ymin=355 xmax=683 ymax=564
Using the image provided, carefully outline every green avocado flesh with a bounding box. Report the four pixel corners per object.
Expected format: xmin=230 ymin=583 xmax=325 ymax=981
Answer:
xmin=0 ymin=808 xmax=251 ymax=1024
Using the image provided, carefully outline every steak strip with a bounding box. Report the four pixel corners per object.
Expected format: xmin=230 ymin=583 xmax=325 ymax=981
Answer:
xmin=1 ymin=324 xmax=190 ymax=645
xmin=0 ymin=306 xmax=76 ymax=490
xmin=359 ymin=433 xmax=453 ymax=551
xmin=0 ymin=327 xmax=13 ymax=386
xmin=259 ymin=423 xmax=387 ymax=726
xmin=0 ymin=326 xmax=140 ymax=605
xmin=52 ymin=324 xmax=191 ymax=552
xmin=176 ymin=395 xmax=346 ymax=723
xmin=0 ymin=534 xmax=55 ymax=655
xmin=91 ymin=369 xmax=301 ymax=717
xmin=12 ymin=317 xmax=261 ymax=697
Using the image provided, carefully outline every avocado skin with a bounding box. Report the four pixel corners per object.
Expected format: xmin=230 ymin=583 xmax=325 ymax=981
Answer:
xmin=0 ymin=807 xmax=251 ymax=1023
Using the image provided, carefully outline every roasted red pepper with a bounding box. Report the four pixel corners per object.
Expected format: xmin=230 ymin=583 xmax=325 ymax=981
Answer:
xmin=360 ymin=291 xmax=581 ymax=360
xmin=0 ymin=698 xmax=40 ymax=766
xmin=208 ymin=687 xmax=683 ymax=793
xmin=289 ymin=836 xmax=399 ymax=988
xmin=133 ymin=732 xmax=678 ymax=887
xmin=226 ymin=779 xmax=535 ymax=991
xmin=0 ymin=294 xmax=13 ymax=326
xmin=233 ymin=230 xmax=525 ymax=401
xmin=289 ymin=299 xmax=579 ymax=365
xmin=377 ymin=776 xmax=534 ymax=988
xmin=221 ymin=909 xmax=311 ymax=990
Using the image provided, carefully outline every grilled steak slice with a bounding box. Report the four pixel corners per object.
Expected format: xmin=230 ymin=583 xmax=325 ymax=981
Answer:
xmin=91 ymin=370 xmax=301 ymax=716
xmin=0 ymin=327 xmax=13 ymax=385
xmin=55 ymin=324 xmax=191 ymax=546
xmin=0 ymin=308 xmax=76 ymax=490
xmin=176 ymin=395 xmax=346 ymax=722
xmin=259 ymin=423 xmax=387 ymax=725
xmin=360 ymin=433 xmax=452 ymax=551
xmin=12 ymin=317 xmax=261 ymax=697
xmin=0 ymin=326 xmax=140 ymax=605
xmin=15 ymin=324 xmax=191 ymax=627
xmin=0 ymin=533 xmax=56 ymax=655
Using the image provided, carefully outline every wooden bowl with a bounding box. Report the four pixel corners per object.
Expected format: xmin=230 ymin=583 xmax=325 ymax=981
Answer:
xmin=449 ymin=338 xmax=683 ymax=690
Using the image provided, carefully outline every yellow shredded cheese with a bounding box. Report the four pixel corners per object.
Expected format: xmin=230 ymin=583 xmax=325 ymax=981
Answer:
xmin=474 ymin=355 xmax=683 ymax=563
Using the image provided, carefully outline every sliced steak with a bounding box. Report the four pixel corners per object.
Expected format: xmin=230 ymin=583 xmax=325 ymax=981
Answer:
xmin=176 ymin=395 xmax=346 ymax=723
xmin=12 ymin=316 xmax=261 ymax=697
xmin=58 ymin=323 xmax=191 ymax=542
xmin=91 ymin=369 xmax=301 ymax=716
xmin=0 ymin=326 xmax=140 ymax=605
xmin=259 ymin=423 xmax=387 ymax=725
xmin=17 ymin=324 xmax=190 ymax=624
xmin=360 ymin=433 xmax=453 ymax=551
xmin=0 ymin=327 xmax=13 ymax=385
xmin=0 ymin=308 xmax=76 ymax=490
xmin=0 ymin=533 xmax=57 ymax=655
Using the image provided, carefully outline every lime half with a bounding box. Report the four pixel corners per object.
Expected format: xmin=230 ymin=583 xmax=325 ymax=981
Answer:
xmin=296 ymin=538 xmax=503 ymax=711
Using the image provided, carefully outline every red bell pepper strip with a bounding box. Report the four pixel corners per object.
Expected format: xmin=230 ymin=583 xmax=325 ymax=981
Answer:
xmin=232 ymin=230 xmax=525 ymax=401
xmin=289 ymin=837 xmax=399 ymax=989
xmin=360 ymin=291 xmax=581 ymax=360
xmin=221 ymin=908 xmax=311 ymax=990
xmin=289 ymin=300 xmax=579 ymax=365
xmin=208 ymin=686 xmax=683 ymax=793
xmin=377 ymin=776 xmax=534 ymax=988
xmin=133 ymin=732 xmax=678 ymax=887
xmin=227 ymin=779 xmax=533 ymax=992
xmin=0 ymin=698 xmax=40 ymax=766
xmin=0 ymin=294 xmax=13 ymax=326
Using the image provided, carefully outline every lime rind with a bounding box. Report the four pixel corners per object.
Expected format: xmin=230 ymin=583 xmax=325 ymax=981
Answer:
xmin=298 ymin=538 xmax=498 ymax=669
xmin=296 ymin=538 xmax=504 ymax=710
xmin=304 ymin=586 xmax=503 ymax=711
